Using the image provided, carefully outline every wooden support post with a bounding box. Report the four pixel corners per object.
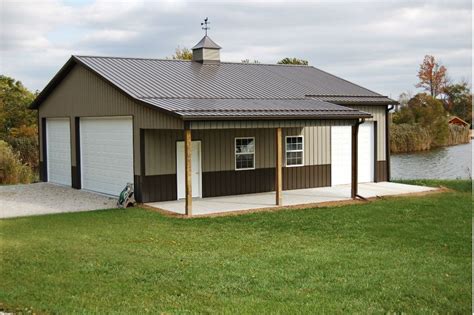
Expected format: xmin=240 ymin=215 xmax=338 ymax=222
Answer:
xmin=275 ymin=127 xmax=283 ymax=206
xmin=184 ymin=128 xmax=192 ymax=216
xmin=351 ymin=123 xmax=359 ymax=199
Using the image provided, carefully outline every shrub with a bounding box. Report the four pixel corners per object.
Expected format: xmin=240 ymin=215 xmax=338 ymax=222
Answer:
xmin=5 ymin=124 xmax=38 ymax=170
xmin=445 ymin=124 xmax=470 ymax=146
xmin=0 ymin=140 xmax=34 ymax=184
xmin=390 ymin=123 xmax=431 ymax=153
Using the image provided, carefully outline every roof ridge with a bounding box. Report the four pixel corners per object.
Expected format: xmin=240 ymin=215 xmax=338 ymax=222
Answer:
xmin=75 ymin=55 xmax=313 ymax=67
xmin=75 ymin=55 xmax=193 ymax=62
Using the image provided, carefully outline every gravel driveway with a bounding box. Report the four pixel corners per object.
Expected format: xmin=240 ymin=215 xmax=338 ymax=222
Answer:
xmin=0 ymin=183 xmax=118 ymax=219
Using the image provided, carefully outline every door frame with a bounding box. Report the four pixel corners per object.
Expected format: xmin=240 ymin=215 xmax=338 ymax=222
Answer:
xmin=176 ymin=140 xmax=202 ymax=199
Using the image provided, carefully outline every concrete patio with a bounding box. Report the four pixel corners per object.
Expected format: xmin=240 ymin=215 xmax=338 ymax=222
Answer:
xmin=146 ymin=182 xmax=437 ymax=216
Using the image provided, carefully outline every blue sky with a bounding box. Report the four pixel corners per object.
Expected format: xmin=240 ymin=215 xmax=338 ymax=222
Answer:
xmin=0 ymin=0 xmax=471 ymax=98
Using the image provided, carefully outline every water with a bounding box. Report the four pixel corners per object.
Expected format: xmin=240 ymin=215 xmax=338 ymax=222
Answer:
xmin=391 ymin=142 xmax=472 ymax=180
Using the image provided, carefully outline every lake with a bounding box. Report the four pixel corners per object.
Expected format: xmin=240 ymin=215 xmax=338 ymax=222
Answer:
xmin=391 ymin=142 xmax=472 ymax=180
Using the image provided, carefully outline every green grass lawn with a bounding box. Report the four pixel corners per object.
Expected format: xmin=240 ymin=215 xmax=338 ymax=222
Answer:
xmin=0 ymin=180 xmax=471 ymax=313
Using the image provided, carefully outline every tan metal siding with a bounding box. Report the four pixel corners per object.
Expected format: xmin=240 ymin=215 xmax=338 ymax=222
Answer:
xmin=283 ymin=126 xmax=331 ymax=166
xmin=346 ymin=105 xmax=386 ymax=160
xmin=145 ymin=125 xmax=336 ymax=176
xmin=38 ymin=64 xmax=183 ymax=174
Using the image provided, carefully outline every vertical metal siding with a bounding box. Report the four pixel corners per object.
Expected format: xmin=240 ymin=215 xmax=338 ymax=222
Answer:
xmin=38 ymin=64 xmax=183 ymax=175
xmin=145 ymin=124 xmax=340 ymax=176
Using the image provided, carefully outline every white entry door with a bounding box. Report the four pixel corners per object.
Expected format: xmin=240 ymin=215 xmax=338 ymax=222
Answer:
xmin=331 ymin=124 xmax=375 ymax=186
xmin=46 ymin=118 xmax=71 ymax=186
xmin=331 ymin=126 xmax=352 ymax=186
xmin=176 ymin=141 xmax=202 ymax=199
xmin=358 ymin=122 xmax=375 ymax=183
xmin=80 ymin=117 xmax=134 ymax=196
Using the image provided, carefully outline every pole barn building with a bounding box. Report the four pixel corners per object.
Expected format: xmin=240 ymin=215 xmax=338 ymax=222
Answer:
xmin=30 ymin=34 xmax=397 ymax=215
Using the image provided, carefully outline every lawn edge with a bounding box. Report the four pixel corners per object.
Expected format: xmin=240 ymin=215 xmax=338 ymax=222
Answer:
xmin=139 ymin=186 xmax=449 ymax=219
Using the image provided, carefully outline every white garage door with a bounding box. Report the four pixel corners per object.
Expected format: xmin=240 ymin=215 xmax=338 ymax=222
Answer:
xmin=80 ymin=117 xmax=133 ymax=196
xmin=46 ymin=118 xmax=71 ymax=186
xmin=358 ymin=122 xmax=375 ymax=183
xmin=331 ymin=124 xmax=375 ymax=186
xmin=331 ymin=126 xmax=352 ymax=186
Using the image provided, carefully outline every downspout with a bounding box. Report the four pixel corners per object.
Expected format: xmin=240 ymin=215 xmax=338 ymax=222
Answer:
xmin=385 ymin=105 xmax=395 ymax=181
xmin=352 ymin=118 xmax=365 ymax=200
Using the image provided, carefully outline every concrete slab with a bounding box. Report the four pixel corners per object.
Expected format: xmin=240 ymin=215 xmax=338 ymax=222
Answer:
xmin=146 ymin=182 xmax=437 ymax=216
xmin=0 ymin=183 xmax=117 ymax=219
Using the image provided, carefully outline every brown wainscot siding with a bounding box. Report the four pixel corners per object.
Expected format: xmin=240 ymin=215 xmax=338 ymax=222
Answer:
xmin=203 ymin=168 xmax=275 ymax=198
xmin=139 ymin=174 xmax=177 ymax=203
xmin=283 ymin=165 xmax=331 ymax=190
xmin=375 ymin=161 xmax=388 ymax=182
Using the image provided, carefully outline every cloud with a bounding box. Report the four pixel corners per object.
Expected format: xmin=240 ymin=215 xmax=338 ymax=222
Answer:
xmin=0 ymin=0 xmax=471 ymax=98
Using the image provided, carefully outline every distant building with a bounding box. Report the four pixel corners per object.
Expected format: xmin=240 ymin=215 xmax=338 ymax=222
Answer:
xmin=448 ymin=116 xmax=469 ymax=127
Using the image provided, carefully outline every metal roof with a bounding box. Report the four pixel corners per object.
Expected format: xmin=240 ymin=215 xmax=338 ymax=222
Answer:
xmin=192 ymin=35 xmax=221 ymax=49
xmin=31 ymin=55 xmax=396 ymax=120
xmin=74 ymin=56 xmax=392 ymax=100
xmin=143 ymin=98 xmax=372 ymax=120
xmin=311 ymin=95 xmax=398 ymax=105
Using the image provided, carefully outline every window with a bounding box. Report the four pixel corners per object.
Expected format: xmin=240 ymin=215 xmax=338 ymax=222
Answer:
xmin=286 ymin=136 xmax=304 ymax=166
xmin=235 ymin=137 xmax=255 ymax=170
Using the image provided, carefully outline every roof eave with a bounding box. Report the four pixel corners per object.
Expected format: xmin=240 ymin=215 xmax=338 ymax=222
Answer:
xmin=180 ymin=113 xmax=372 ymax=121
xmin=333 ymin=100 xmax=399 ymax=106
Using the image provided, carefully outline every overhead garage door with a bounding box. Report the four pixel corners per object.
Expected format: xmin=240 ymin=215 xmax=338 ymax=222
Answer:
xmin=331 ymin=123 xmax=374 ymax=186
xmin=46 ymin=118 xmax=71 ymax=186
xmin=80 ymin=117 xmax=133 ymax=196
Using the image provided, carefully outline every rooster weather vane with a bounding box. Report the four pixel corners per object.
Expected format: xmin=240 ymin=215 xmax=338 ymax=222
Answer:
xmin=201 ymin=17 xmax=210 ymax=36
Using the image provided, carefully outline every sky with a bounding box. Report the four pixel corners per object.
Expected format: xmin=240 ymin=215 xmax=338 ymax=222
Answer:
xmin=0 ymin=0 xmax=472 ymax=99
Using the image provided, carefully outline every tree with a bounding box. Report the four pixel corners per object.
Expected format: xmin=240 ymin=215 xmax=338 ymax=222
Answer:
xmin=416 ymin=55 xmax=448 ymax=97
xmin=277 ymin=57 xmax=309 ymax=65
xmin=396 ymin=91 xmax=412 ymax=111
xmin=406 ymin=93 xmax=449 ymax=146
xmin=0 ymin=75 xmax=36 ymax=138
xmin=443 ymin=81 xmax=472 ymax=125
xmin=241 ymin=59 xmax=260 ymax=64
xmin=0 ymin=75 xmax=38 ymax=170
xmin=170 ymin=47 xmax=192 ymax=60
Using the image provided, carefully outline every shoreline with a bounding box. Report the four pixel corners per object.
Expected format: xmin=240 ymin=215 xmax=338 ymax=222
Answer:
xmin=391 ymin=141 xmax=471 ymax=156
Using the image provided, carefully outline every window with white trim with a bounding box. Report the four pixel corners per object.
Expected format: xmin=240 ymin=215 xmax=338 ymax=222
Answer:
xmin=235 ymin=137 xmax=255 ymax=170
xmin=285 ymin=136 xmax=304 ymax=166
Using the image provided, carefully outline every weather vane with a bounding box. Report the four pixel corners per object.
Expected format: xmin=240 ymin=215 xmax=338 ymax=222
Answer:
xmin=201 ymin=17 xmax=210 ymax=36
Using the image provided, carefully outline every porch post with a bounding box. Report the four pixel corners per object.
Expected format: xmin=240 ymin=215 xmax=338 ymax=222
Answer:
xmin=275 ymin=127 xmax=283 ymax=205
xmin=351 ymin=123 xmax=359 ymax=199
xmin=184 ymin=128 xmax=192 ymax=216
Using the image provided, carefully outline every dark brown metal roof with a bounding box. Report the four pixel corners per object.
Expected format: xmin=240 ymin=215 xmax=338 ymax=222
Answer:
xmin=73 ymin=56 xmax=390 ymax=99
xmin=30 ymin=55 xmax=396 ymax=120
xmin=311 ymin=95 xmax=398 ymax=105
xmin=143 ymin=98 xmax=372 ymax=120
